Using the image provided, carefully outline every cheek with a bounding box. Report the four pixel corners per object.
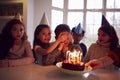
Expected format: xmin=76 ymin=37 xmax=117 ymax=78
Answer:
xmin=37 ymin=35 xmax=43 ymax=41
xmin=105 ymin=37 xmax=111 ymax=42
xmin=11 ymin=31 xmax=17 ymax=37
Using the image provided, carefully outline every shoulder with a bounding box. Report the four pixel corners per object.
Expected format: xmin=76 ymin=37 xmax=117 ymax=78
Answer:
xmin=80 ymin=43 xmax=87 ymax=47
xmin=22 ymin=40 xmax=31 ymax=47
xmin=49 ymin=42 xmax=54 ymax=45
xmin=23 ymin=40 xmax=30 ymax=44
xmin=89 ymin=43 xmax=99 ymax=49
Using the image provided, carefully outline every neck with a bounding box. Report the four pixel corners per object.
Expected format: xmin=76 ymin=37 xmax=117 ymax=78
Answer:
xmin=14 ymin=40 xmax=22 ymax=45
xmin=74 ymin=42 xmax=79 ymax=44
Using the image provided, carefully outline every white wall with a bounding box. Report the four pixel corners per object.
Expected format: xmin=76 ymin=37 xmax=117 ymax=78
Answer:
xmin=34 ymin=0 xmax=52 ymax=27
xmin=26 ymin=0 xmax=34 ymax=47
xmin=33 ymin=0 xmax=55 ymax=43
xmin=25 ymin=0 xmax=52 ymax=47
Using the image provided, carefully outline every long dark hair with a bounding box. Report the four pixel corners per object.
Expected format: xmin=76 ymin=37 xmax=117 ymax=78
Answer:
xmin=99 ymin=25 xmax=119 ymax=50
xmin=33 ymin=24 xmax=50 ymax=49
xmin=0 ymin=19 xmax=27 ymax=59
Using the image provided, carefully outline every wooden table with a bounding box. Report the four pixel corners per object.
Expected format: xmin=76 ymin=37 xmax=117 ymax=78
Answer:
xmin=0 ymin=64 xmax=120 ymax=80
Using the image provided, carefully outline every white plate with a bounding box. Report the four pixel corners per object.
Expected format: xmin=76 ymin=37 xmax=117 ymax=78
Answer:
xmin=56 ymin=62 xmax=92 ymax=75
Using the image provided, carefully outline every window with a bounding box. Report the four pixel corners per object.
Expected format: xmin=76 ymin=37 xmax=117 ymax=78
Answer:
xmin=51 ymin=0 xmax=120 ymax=47
xmin=51 ymin=0 xmax=64 ymax=30
xmin=107 ymin=0 xmax=120 ymax=8
xmin=68 ymin=0 xmax=84 ymax=9
xmin=68 ymin=12 xmax=83 ymax=29
xmin=87 ymin=0 xmax=102 ymax=9
xmin=51 ymin=10 xmax=63 ymax=31
xmin=52 ymin=0 xmax=63 ymax=9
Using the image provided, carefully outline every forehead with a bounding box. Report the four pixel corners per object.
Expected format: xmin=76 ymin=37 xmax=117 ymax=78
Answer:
xmin=40 ymin=27 xmax=51 ymax=32
xmin=60 ymin=31 xmax=70 ymax=34
xmin=12 ymin=24 xmax=24 ymax=29
xmin=73 ymin=32 xmax=82 ymax=36
xmin=98 ymin=29 xmax=105 ymax=34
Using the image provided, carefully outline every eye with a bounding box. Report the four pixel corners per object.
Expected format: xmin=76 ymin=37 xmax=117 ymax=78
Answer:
xmin=12 ymin=27 xmax=17 ymax=31
xmin=48 ymin=32 xmax=51 ymax=35
xmin=42 ymin=32 xmax=46 ymax=35
xmin=20 ymin=27 xmax=24 ymax=32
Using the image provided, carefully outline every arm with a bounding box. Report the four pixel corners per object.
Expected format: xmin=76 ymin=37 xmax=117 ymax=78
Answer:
xmin=0 ymin=59 xmax=9 ymax=67
xmin=34 ymin=36 xmax=64 ymax=55
xmin=85 ymin=56 xmax=114 ymax=70
xmin=46 ymin=32 xmax=68 ymax=54
xmin=85 ymin=47 xmax=120 ymax=69
xmin=84 ymin=44 xmax=94 ymax=62
xmin=107 ymin=48 xmax=120 ymax=67
xmin=43 ymin=49 xmax=62 ymax=65
xmin=34 ymin=45 xmax=47 ymax=55
xmin=34 ymin=32 xmax=68 ymax=56
xmin=9 ymin=41 xmax=34 ymax=67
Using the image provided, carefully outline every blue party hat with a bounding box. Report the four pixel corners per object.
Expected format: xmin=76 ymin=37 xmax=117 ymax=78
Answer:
xmin=74 ymin=23 xmax=82 ymax=34
xmin=101 ymin=14 xmax=110 ymax=26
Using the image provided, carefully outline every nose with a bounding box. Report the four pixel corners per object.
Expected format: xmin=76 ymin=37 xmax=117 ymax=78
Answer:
xmin=17 ymin=30 xmax=21 ymax=35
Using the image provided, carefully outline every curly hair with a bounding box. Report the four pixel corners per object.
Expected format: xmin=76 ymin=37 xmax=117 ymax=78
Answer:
xmin=0 ymin=19 xmax=27 ymax=59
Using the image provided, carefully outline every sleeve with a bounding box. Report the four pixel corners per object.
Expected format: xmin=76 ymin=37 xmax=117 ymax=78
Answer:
xmin=84 ymin=44 xmax=94 ymax=63
xmin=25 ymin=41 xmax=34 ymax=58
xmin=42 ymin=48 xmax=61 ymax=65
xmin=107 ymin=48 xmax=120 ymax=67
xmin=8 ymin=41 xmax=35 ymax=67
xmin=0 ymin=59 xmax=8 ymax=67
xmin=80 ymin=43 xmax=87 ymax=57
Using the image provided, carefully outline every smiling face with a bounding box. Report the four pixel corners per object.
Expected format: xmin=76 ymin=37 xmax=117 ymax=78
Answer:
xmin=11 ymin=24 xmax=24 ymax=40
xmin=98 ymin=29 xmax=111 ymax=44
xmin=37 ymin=27 xmax=51 ymax=43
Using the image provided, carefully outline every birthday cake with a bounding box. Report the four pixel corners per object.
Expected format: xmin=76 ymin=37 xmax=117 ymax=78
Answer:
xmin=62 ymin=62 xmax=85 ymax=71
xmin=61 ymin=49 xmax=85 ymax=71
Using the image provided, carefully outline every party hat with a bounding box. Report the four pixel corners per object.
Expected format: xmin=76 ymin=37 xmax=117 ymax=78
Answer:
xmin=101 ymin=14 xmax=110 ymax=26
xmin=40 ymin=12 xmax=49 ymax=25
xmin=14 ymin=12 xmax=22 ymax=21
xmin=74 ymin=23 xmax=82 ymax=34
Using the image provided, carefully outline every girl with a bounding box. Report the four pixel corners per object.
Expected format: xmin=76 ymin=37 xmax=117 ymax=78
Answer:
xmin=85 ymin=47 xmax=120 ymax=70
xmin=33 ymin=24 xmax=67 ymax=65
xmin=0 ymin=19 xmax=34 ymax=67
xmin=84 ymin=25 xmax=119 ymax=69
xmin=33 ymin=24 xmax=51 ymax=64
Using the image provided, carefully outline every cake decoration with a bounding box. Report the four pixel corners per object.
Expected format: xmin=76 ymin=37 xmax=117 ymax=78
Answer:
xmin=62 ymin=48 xmax=85 ymax=71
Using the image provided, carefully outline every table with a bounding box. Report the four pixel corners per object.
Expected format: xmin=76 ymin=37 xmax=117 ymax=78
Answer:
xmin=0 ymin=64 xmax=120 ymax=80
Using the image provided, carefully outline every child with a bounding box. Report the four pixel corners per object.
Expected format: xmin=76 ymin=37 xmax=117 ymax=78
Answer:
xmin=33 ymin=24 xmax=51 ymax=64
xmin=85 ymin=47 xmax=120 ymax=69
xmin=43 ymin=24 xmax=81 ymax=65
xmin=72 ymin=23 xmax=87 ymax=58
xmin=0 ymin=19 xmax=34 ymax=67
xmin=84 ymin=25 xmax=119 ymax=69
xmin=33 ymin=24 xmax=70 ymax=65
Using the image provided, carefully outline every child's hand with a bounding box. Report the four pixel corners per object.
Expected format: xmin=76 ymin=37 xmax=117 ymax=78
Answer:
xmin=58 ymin=32 xmax=67 ymax=42
xmin=0 ymin=59 xmax=8 ymax=67
xmin=58 ymin=43 xmax=68 ymax=53
xmin=58 ymin=43 xmax=64 ymax=51
xmin=85 ymin=59 xmax=103 ymax=70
